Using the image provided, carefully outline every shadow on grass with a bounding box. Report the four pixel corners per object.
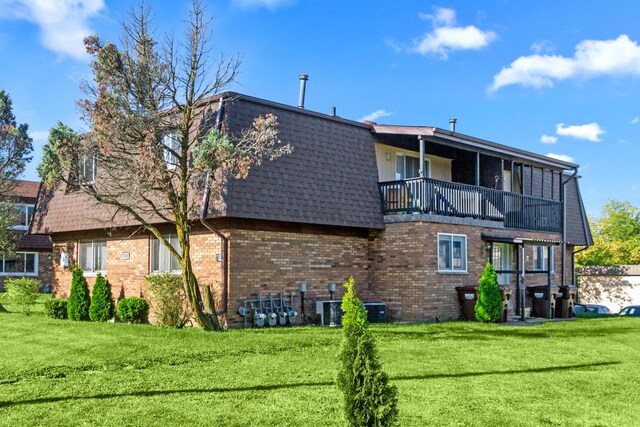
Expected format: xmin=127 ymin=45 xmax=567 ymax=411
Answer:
xmin=0 ymin=361 xmax=620 ymax=408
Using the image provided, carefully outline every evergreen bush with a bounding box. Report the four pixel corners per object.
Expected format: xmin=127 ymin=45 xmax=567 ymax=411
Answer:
xmin=116 ymin=297 xmax=149 ymax=324
xmin=89 ymin=273 xmax=114 ymax=321
xmin=44 ymin=298 xmax=68 ymax=319
xmin=337 ymin=276 xmax=398 ymax=427
xmin=144 ymin=273 xmax=189 ymax=327
xmin=475 ymin=263 xmax=504 ymax=322
xmin=67 ymin=268 xmax=91 ymax=321
xmin=4 ymin=278 xmax=41 ymax=315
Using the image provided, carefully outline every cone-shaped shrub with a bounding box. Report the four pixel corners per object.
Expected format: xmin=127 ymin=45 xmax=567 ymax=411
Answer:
xmin=337 ymin=276 xmax=398 ymax=426
xmin=475 ymin=262 xmax=503 ymax=322
xmin=89 ymin=273 xmax=114 ymax=321
xmin=68 ymin=268 xmax=90 ymax=321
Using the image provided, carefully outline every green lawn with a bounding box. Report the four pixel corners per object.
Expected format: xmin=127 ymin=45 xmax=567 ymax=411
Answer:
xmin=1 ymin=303 xmax=639 ymax=426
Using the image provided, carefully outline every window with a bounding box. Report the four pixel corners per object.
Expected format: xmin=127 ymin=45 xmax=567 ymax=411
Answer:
xmin=395 ymin=153 xmax=430 ymax=180
xmin=150 ymin=234 xmax=180 ymax=273
xmin=79 ymin=154 xmax=97 ymax=184
xmin=78 ymin=240 xmax=107 ymax=273
xmin=533 ymin=245 xmax=553 ymax=272
xmin=438 ymin=234 xmax=467 ymax=273
xmin=162 ymin=133 xmax=179 ymax=169
xmin=9 ymin=204 xmax=35 ymax=230
xmin=0 ymin=252 xmax=37 ymax=275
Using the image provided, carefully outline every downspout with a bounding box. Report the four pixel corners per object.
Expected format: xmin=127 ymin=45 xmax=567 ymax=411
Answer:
xmin=200 ymin=97 xmax=228 ymax=315
xmin=561 ymin=167 xmax=578 ymax=287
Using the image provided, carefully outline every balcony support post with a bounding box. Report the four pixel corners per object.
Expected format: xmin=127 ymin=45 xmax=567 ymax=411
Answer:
xmin=475 ymin=152 xmax=480 ymax=187
xmin=419 ymin=135 xmax=426 ymax=212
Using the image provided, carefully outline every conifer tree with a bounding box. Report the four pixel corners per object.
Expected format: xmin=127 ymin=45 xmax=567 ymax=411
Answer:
xmin=337 ymin=277 xmax=398 ymax=426
xmin=475 ymin=263 xmax=504 ymax=322
xmin=89 ymin=273 xmax=114 ymax=321
xmin=68 ymin=268 xmax=91 ymax=321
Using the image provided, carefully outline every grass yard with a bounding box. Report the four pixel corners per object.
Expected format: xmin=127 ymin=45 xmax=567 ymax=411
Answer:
xmin=1 ymin=299 xmax=639 ymax=426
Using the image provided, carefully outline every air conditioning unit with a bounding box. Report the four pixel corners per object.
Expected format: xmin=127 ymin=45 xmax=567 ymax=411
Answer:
xmin=364 ymin=302 xmax=388 ymax=323
xmin=315 ymin=300 xmax=343 ymax=326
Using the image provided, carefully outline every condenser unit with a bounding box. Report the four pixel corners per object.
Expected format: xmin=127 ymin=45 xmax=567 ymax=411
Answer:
xmin=363 ymin=302 xmax=388 ymax=323
xmin=315 ymin=300 xmax=343 ymax=326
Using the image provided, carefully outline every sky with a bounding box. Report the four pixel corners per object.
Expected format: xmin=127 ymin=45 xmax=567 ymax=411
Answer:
xmin=1 ymin=0 xmax=639 ymax=217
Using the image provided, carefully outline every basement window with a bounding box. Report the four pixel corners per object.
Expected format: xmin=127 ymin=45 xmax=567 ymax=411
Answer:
xmin=438 ymin=233 xmax=467 ymax=273
xmin=78 ymin=240 xmax=106 ymax=274
xmin=150 ymin=234 xmax=181 ymax=273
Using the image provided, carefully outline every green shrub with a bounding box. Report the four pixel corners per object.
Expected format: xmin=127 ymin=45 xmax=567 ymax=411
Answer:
xmin=89 ymin=273 xmax=114 ymax=321
xmin=44 ymin=298 xmax=68 ymax=319
xmin=475 ymin=263 xmax=503 ymax=323
xmin=337 ymin=276 xmax=398 ymax=427
xmin=68 ymin=268 xmax=91 ymax=321
xmin=4 ymin=278 xmax=41 ymax=315
xmin=145 ymin=273 xmax=189 ymax=327
xmin=117 ymin=297 xmax=149 ymax=324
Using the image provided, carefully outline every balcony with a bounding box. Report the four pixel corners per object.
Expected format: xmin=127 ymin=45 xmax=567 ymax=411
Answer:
xmin=378 ymin=177 xmax=562 ymax=233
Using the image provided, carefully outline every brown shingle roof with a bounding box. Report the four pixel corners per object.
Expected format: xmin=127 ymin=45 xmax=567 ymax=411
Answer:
xmin=9 ymin=180 xmax=40 ymax=204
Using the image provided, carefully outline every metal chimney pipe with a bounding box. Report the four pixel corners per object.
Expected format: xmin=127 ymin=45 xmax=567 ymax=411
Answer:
xmin=298 ymin=74 xmax=309 ymax=109
xmin=331 ymin=106 xmax=336 ymax=117
xmin=449 ymin=118 xmax=457 ymax=132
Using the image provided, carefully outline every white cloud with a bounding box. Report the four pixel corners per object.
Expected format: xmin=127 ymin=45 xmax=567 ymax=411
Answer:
xmin=531 ymin=40 xmax=555 ymax=54
xmin=556 ymin=122 xmax=605 ymax=142
xmin=0 ymin=0 xmax=104 ymax=61
xmin=631 ymin=116 xmax=640 ymax=124
xmin=359 ymin=109 xmax=393 ymax=123
xmin=490 ymin=35 xmax=640 ymax=92
xmin=29 ymin=130 xmax=49 ymax=141
xmin=409 ymin=7 xmax=496 ymax=59
xmin=540 ymin=134 xmax=558 ymax=144
xmin=546 ymin=153 xmax=575 ymax=163
xmin=619 ymin=138 xmax=628 ymax=144
xmin=233 ymin=0 xmax=295 ymax=9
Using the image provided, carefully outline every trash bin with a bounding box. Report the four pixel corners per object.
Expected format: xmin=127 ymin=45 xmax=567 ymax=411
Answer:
xmin=527 ymin=285 xmax=558 ymax=318
xmin=499 ymin=285 xmax=512 ymax=323
xmin=555 ymin=285 xmax=577 ymax=318
xmin=456 ymin=285 xmax=479 ymax=321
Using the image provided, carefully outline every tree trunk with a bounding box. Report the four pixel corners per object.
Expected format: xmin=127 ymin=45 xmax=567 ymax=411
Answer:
xmin=0 ymin=302 xmax=7 ymax=313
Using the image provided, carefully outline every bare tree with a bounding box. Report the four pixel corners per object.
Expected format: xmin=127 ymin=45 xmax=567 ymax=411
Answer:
xmin=38 ymin=1 xmax=290 ymax=330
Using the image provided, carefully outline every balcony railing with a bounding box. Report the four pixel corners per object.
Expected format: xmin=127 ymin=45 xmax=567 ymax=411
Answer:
xmin=379 ymin=177 xmax=562 ymax=233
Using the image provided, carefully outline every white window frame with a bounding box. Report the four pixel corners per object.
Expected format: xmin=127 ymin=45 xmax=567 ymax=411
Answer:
xmin=8 ymin=204 xmax=35 ymax=230
xmin=533 ymin=245 xmax=554 ymax=272
xmin=78 ymin=239 xmax=107 ymax=275
xmin=0 ymin=252 xmax=38 ymax=276
xmin=395 ymin=153 xmax=431 ymax=180
xmin=150 ymin=234 xmax=181 ymax=274
xmin=162 ymin=133 xmax=180 ymax=170
xmin=437 ymin=233 xmax=467 ymax=274
xmin=79 ymin=154 xmax=97 ymax=184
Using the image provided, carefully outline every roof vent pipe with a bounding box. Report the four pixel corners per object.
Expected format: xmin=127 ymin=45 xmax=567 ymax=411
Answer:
xmin=331 ymin=106 xmax=336 ymax=117
xmin=449 ymin=118 xmax=457 ymax=132
xmin=298 ymin=74 xmax=308 ymax=109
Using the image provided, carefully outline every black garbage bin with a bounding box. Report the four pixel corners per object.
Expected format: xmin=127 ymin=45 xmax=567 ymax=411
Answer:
xmin=555 ymin=285 xmax=577 ymax=318
xmin=456 ymin=285 xmax=478 ymax=321
xmin=527 ymin=285 xmax=558 ymax=318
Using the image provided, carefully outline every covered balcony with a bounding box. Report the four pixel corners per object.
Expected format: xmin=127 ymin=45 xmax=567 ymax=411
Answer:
xmin=372 ymin=123 xmax=576 ymax=233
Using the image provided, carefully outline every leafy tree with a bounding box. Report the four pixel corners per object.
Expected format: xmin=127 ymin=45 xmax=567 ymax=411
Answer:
xmin=37 ymin=1 xmax=290 ymax=331
xmin=577 ymin=200 xmax=640 ymax=266
xmin=0 ymin=89 xmax=33 ymax=255
xmin=475 ymin=263 xmax=503 ymax=323
xmin=4 ymin=278 xmax=40 ymax=315
xmin=68 ymin=268 xmax=91 ymax=321
xmin=89 ymin=273 xmax=114 ymax=321
xmin=337 ymin=277 xmax=398 ymax=426
xmin=145 ymin=273 xmax=189 ymax=327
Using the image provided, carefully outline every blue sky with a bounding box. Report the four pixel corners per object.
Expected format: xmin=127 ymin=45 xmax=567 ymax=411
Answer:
xmin=1 ymin=0 xmax=639 ymax=216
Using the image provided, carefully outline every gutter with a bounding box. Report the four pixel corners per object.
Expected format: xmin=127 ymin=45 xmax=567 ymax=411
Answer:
xmin=199 ymin=97 xmax=228 ymax=316
xmin=561 ymin=167 xmax=579 ymax=287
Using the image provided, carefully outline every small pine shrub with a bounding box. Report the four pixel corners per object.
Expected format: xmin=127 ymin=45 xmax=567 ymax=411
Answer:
xmin=68 ymin=268 xmax=91 ymax=321
xmin=337 ymin=276 xmax=398 ymax=427
xmin=4 ymin=278 xmax=41 ymax=315
xmin=44 ymin=298 xmax=68 ymax=319
xmin=475 ymin=263 xmax=504 ymax=323
xmin=144 ymin=273 xmax=189 ymax=327
xmin=89 ymin=273 xmax=114 ymax=321
xmin=117 ymin=297 xmax=149 ymax=324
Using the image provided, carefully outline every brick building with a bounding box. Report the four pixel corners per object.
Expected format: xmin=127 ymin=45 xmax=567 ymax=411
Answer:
xmin=31 ymin=93 xmax=592 ymax=326
xmin=0 ymin=180 xmax=53 ymax=292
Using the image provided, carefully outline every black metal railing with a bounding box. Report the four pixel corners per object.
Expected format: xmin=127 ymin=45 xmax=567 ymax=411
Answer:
xmin=378 ymin=177 xmax=561 ymax=232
